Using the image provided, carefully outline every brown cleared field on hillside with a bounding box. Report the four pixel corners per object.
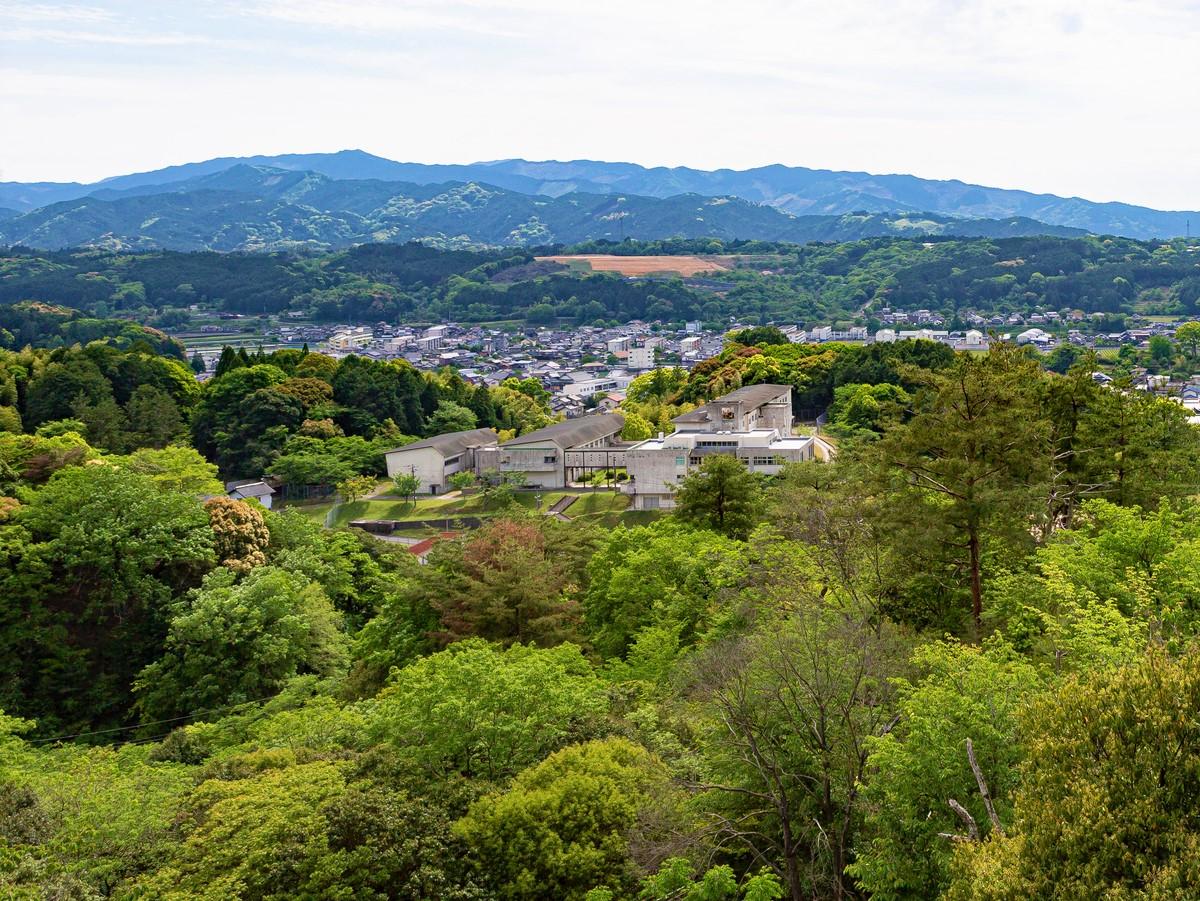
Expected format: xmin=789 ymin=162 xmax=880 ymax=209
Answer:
xmin=535 ymin=254 xmax=731 ymax=277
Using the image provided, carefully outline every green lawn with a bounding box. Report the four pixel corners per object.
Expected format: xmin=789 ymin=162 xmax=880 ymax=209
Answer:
xmin=284 ymin=489 xmax=632 ymax=530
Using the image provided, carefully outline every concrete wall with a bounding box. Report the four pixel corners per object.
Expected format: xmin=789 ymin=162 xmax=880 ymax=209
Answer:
xmin=624 ymin=439 xmax=816 ymax=509
xmin=385 ymin=446 xmax=451 ymax=494
xmin=624 ymin=446 xmax=687 ymax=508
xmin=759 ymin=399 xmax=793 ymax=433
xmin=497 ymin=446 xmax=565 ymax=489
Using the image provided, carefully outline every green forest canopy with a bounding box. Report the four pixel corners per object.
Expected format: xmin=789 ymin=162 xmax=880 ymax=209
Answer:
xmin=3 ymin=235 xmax=1200 ymax=327
xmin=3 ymin=333 xmax=1200 ymax=897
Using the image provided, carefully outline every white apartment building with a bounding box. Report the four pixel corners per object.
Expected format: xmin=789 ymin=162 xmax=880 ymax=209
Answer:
xmin=560 ymin=375 xmax=633 ymax=399
xmin=607 ymin=336 xmax=632 ymax=354
xmin=415 ymin=335 xmax=443 ymax=353
xmin=628 ymin=345 xmax=656 ymax=370
xmin=328 ymin=327 xmax=373 ymax=351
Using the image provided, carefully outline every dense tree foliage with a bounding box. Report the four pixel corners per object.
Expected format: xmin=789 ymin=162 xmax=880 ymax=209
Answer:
xmin=2 ymin=335 xmax=1200 ymax=900
xmin=6 ymin=236 xmax=1200 ymax=329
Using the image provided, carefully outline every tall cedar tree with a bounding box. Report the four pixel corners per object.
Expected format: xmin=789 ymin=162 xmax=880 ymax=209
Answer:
xmin=872 ymin=345 xmax=1051 ymax=629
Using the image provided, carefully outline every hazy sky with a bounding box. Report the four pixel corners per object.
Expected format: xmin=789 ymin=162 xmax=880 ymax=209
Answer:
xmin=2 ymin=0 xmax=1198 ymax=209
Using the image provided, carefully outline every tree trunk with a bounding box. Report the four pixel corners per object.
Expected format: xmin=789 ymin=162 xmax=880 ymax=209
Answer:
xmin=785 ymin=852 xmax=805 ymax=901
xmin=968 ymin=529 xmax=982 ymax=631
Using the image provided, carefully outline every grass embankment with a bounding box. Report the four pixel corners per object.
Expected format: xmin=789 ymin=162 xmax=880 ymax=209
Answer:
xmin=287 ymin=490 xmax=646 ymax=530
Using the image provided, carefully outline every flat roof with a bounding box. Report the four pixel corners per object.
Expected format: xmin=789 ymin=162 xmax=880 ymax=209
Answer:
xmin=715 ymin=383 xmax=792 ymax=405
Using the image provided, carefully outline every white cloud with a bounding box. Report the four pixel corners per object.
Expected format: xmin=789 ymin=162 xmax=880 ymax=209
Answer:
xmin=0 ymin=2 xmax=116 ymax=23
xmin=1 ymin=0 xmax=1198 ymax=209
xmin=1 ymin=26 xmax=210 ymax=45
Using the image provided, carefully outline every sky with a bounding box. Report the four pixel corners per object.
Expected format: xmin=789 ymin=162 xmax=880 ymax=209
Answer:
xmin=2 ymin=0 xmax=1199 ymax=209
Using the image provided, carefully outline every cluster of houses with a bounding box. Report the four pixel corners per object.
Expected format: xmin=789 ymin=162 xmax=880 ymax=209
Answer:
xmin=382 ymin=384 xmax=835 ymax=510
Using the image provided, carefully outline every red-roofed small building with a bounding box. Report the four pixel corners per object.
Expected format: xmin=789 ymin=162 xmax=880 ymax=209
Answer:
xmin=407 ymin=531 xmax=457 ymax=564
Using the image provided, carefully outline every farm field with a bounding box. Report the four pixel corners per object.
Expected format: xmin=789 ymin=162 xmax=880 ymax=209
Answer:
xmin=535 ymin=254 xmax=730 ymax=277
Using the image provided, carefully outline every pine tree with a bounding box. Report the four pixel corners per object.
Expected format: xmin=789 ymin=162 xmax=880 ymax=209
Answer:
xmin=871 ymin=344 xmax=1051 ymax=629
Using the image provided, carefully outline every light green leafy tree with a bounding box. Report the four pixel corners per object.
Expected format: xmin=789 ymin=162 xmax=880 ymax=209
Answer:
xmin=456 ymin=737 xmax=674 ymax=901
xmin=638 ymin=857 xmax=785 ymax=901
xmin=134 ymin=566 xmax=347 ymax=722
xmin=336 ymin=473 xmax=376 ymax=503
xmin=132 ymin=761 xmax=482 ymax=900
xmin=584 ymin=520 xmax=748 ymax=661
xmin=112 ymin=445 xmax=224 ymax=495
xmin=945 ymin=648 xmax=1200 ymax=899
xmin=1175 ymin=320 xmax=1200 ymax=359
xmin=393 ymin=471 xmax=421 ymax=502
xmin=849 ymin=639 xmax=1042 ymax=899
xmin=367 ymin=639 xmax=608 ymax=783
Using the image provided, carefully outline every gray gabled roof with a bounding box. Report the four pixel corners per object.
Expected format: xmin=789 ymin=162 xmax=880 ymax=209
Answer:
xmin=385 ymin=428 xmax=498 ymax=459
xmin=226 ymin=479 xmax=275 ymax=497
xmin=501 ymin=414 xmax=624 ymax=450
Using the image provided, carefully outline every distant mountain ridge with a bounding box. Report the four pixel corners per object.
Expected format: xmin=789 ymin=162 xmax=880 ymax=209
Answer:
xmin=0 ymin=164 xmax=1085 ymax=252
xmin=1 ymin=149 xmax=1196 ymax=239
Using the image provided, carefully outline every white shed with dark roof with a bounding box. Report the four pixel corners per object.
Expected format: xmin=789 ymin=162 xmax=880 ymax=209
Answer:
xmin=226 ymin=479 xmax=276 ymax=509
xmin=384 ymin=428 xmax=499 ymax=495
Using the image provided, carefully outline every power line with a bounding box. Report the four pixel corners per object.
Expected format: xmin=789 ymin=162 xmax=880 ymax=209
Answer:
xmin=26 ymin=694 xmax=281 ymax=745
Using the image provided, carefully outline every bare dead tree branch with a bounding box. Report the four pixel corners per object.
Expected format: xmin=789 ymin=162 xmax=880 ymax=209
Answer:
xmin=944 ymin=798 xmax=979 ymax=842
xmin=966 ymin=737 xmax=1004 ymax=835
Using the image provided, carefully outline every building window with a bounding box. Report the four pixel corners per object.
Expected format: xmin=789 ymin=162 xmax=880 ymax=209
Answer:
xmin=544 ymin=455 xmax=556 ymax=464
xmin=643 ymin=496 xmax=660 ymax=509
xmin=444 ymin=455 xmax=461 ymax=466
xmin=675 ymin=456 xmax=685 ymax=466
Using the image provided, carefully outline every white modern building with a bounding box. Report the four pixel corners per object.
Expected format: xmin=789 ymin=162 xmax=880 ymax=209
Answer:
xmin=628 ymin=345 xmax=656 ymax=370
xmin=384 ymin=428 xmax=499 ymax=495
xmin=559 ymin=375 xmax=633 ymax=399
xmin=622 ymin=384 xmax=836 ymax=510
xmin=415 ymin=335 xmax=443 ymax=353
xmin=328 ymin=327 xmax=373 ymax=351
xmin=474 ymin=414 xmax=627 ymax=489
xmin=607 ymin=336 xmax=632 ymax=354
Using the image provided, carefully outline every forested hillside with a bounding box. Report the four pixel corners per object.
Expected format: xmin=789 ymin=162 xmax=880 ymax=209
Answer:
xmin=4 ymin=332 xmax=1200 ymax=898
xmin=0 ymin=164 xmax=1087 ymax=252
xmin=3 ymin=149 xmax=1195 ymax=239
xmin=4 ymin=235 xmax=1200 ymax=327
xmin=0 ymin=301 xmax=184 ymax=356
